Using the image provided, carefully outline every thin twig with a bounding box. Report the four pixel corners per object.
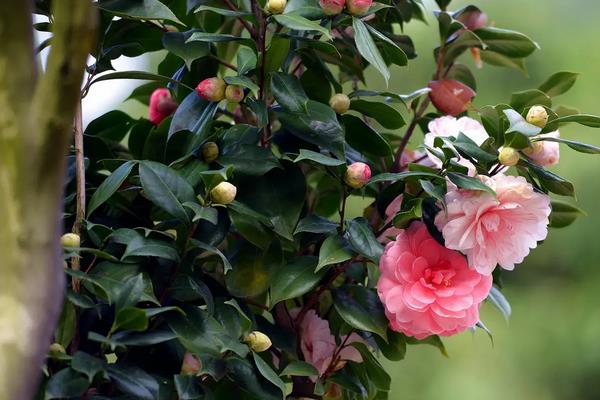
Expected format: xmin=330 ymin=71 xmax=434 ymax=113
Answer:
xmin=392 ymin=98 xmax=430 ymax=172
xmin=71 ymin=101 xmax=85 ymax=292
xmin=209 ymin=55 xmax=238 ymax=72
xmin=223 ymin=0 xmax=256 ymax=38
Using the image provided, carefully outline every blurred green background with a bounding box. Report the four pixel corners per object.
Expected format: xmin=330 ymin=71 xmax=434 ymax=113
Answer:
xmin=373 ymin=0 xmax=600 ymax=399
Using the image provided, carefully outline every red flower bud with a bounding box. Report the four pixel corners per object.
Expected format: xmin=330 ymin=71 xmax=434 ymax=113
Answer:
xmin=346 ymin=0 xmax=372 ymax=15
xmin=344 ymin=162 xmax=371 ymax=189
xmin=149 ymin=88 xmax=178 ymax=125
xmin=195 ymin=78 xmax=226 ymax=102
xmin=320 ymin=0 xmax=345 ymax=15
xmin=457 ymin=9 xmax=488 ymax=31
xmin=428 ymin=79 xmax=476 ymax=116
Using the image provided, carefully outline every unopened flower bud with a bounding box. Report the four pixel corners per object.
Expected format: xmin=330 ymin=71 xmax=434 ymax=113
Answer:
xmin=48 ymin=343 xmax=66 ymax=358
xmin=149 ymin=88 xmax=178 ymax=126
xmin=202 ymin=142 xmax=220 ymax=163
xmin=344 ymin=162 xmax=371 ymax=189
xmin=243 ymin=331 xmax=272 ymax=352
xmin=498 ymin=147 xmax=520 ymax=167
xmin=225 ymin=85 xmax=245 ymax=103
xmin=320 ymin=0 xmax=345 ymax=15
xmin=180 ymin=352 xmax=202 ymax=375
xmin=61 ymin=233 xmax=80 ymax=248
xmin=526 ymin=105 xmax=549 ymax=128
xmin=266 ymin=0 xmax=287 ymax=14
xmin=346 ymin=0 xmax=373 ymax=15
xmin=210 ymin=182 xmax=237 ymax=205
xmin=523 ymin=141 xmax=544 ymax=157
xmin=329 ymin=93 xmax=351 ymax=114
xmin=428 ymin=79 xmax=476 ymax=116
xmin=196 ymin=78 xmax=226 ymax=102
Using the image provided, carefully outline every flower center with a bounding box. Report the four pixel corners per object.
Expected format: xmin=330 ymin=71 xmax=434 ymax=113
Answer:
xmin=423 ymin=268 xmax=456 ymax=287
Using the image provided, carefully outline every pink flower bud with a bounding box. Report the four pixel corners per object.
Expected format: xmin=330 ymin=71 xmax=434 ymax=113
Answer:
xmin=457 ymin=9 xmax=488 ymax=31
xmin=225 ymin=85 xmax=245 ymax=103
xmin=344 ymin=162 xmax=371 ymax=189
xmin=346 ymin=0 xmax=373 ymax=15
xmin=195 ymin=77 xmax=226 ymax=102
xmin=180 ymin=352 xmax=202 ymax=375
xmin=320 ymin=0 xmax=345 ymax=15
xmin=210 ymin=182 xmax=237 ymax=205
xmin=428 ymin=79 xmax=476 ymax=116
xmin=149 ymin=88 xmax=178 ymax=125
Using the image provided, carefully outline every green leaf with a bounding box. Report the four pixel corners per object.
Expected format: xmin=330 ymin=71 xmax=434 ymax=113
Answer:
xmin=405 ymin=335 xmax=448 ymax=357
xmin=552 ymin=114 xmax=600 ymax=128
xmin=510 ymin=89 xmax=551 ymax=112
xmin=97 ymin=0 xmax=183 ymax=25
xmin=538 ymin=71 xmax=579 ymax=97
xmin=368 ymin=171 xmax=442 ymax=185
xmin=264 ymin=35 xmax=291 ymax=74
xmin=474 ymin=27 xmax=538 ymax=58
xmin=374 ymin=329 xmax=406 ymax=361
xmin=237 ymin=47 xmax=258 ymax=75
xmin=446 ymin=172 xmax=496 ymax=196
xmin=183 ymin=203 xmax=218 ymax=224
xmin=521 ymin=159 xmax=575 ymax=197
xmin=366 ymin=24 xmax=408 ymax=67
xmin=349 ymin=99 xmax=405 ymax=130
xmin=533 ymin=137 xmax=600 ymax=154
xmin=121 ymin=233 xmax=180 ymax=262
xmin=333 ymin=285 xmax=388 ymax=340
xmin=345 ymin=218 xmax=384 ymax=264
xmin=71 ymin=352 xmax=106 ymax=383
xmin=192 ymin=240 xmax=233 ymax=273
xmin=353 ymin=17 xmax=389 ymax=84
xmin=174 ymin=375 xmax=205 ymax=400
xmin=279 ymin=361 xmax=319 ymax=377
xmin=45 ymin=368 xmax=89 ymax=399
xmin=294 ymin=149 xmax=344 ymax=166
xmin=294 ymin=215 xmax=339 ymax=235
xmin=194 ymin=5 xmax=252 ymax=17
xmin=224 ymin=299 xmax=253 ymax=335
xmin=224 ymin=75 xmax=260 ymax=96
xmin=85 ymin=110 xmax=134 ymax=141
xmin=91 ymin=71 xmax=194 ymax=92
xmin=273 ymin=14 xmax=332 ymax=39
xmin=186 ymin=31 xmax=254 ymax=47
xmin=343 ymin=115 xmax=392 ymax=158
xmin=54 ymin=301 xmax=76 ymax=349
xmin=113 ymin=307 xmax=149 ymax=332
xmin=139 ymin=160 xmax=195 ymax=224
xmin=480 ymin=50 xmax=526 ymax=73
xmin=503 ymin=109 xmax=541 ymax=136
xmin=163 ymin=30 xmax=211 ymax=70
xmin=252 ymin=352 xmax=287 ymax=398
xmin=350 ymin=342 xmax=391 ymax=391
xmin=276 ymin=100 xmax=345 ymax=159
xmin=270 ymin=257 xmax=324 ymax=306
xmin=487 ymin=286 xmax=511 ymax=322
xmin=88 ymin=162 xmax=135 ymax=216
xmin=219 ymin=144 xmax=281 ymax=175
xmin=549 ymin=199 xmax=586 ymax=228
xmin=271 ymin=72 xmax=309 ymax=113
xmin=225 ymin=244 xmax=274 ymax=298
xmin=317 ymin=235 xmax=353 ymax=271
xmin=106 ymin=364 xmax=160 ymax=400
xmin=226 ymin=356 xmax=282 ymax=400
xmin=88 ymin=262 xmax=159 ymax=305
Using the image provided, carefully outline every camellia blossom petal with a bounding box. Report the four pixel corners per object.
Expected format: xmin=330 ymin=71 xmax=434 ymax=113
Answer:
xmin=377 ymin=221 xmax=492 ymax=339
xmin=435 ymin=173 xmax=551 ymax=275
xmin=525 ymin=131 xmax=560 ymax=167
xmin=291 ymin=309 xmax=363 ymax=378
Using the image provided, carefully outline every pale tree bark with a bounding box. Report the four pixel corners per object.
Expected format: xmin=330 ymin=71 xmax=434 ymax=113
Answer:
xmin=0 ymin=1 xmax=97 ymax=398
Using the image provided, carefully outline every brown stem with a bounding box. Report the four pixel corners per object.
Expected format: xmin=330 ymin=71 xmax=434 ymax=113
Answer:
xmin=392 ymin=98 xmax=430 ymax=172
xmin=71 ymin=101 xmax=85 ymax=292
xmin=252 ymin=0 xmax=272 ymax=146
xmin=209 ymin=54 xmax=238 ymax=72
xmin=223 ymin=0 xmax=257 ymax=38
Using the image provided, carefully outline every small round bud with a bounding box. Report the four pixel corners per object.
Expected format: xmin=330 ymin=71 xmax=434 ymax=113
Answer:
xmin=344 ymin=162 xmax=371 ymax=189
xmin=149 ymin=88 xmax=178 ymax=126
xmin=526 ymin=105 xmax=549 ymax=128
xmin=225 ymin=85 xmax=245 ymax=103
xmin=202 ymin=142 xmax=220 ymax=163
xmin=319 ymin=0 xmax=345 ymax=15
xmin=196 ymin=78 xmax=226 ymax=102
xmin=266 ymin=0 xmax=287 ymax=14
xmin=210 ymin=182 xmax=237 ymax=205
xmin=243 ymin=331 xmax=272 ymax=352
xmin=61 ymin=233 xmax=80 ymax=248
xmin=181 ymin=352 xmax=202 ymax=375
xmin=48 ymin=343 xmax=66 ymax=358
xmin=329 ymin=93 xmax=351 ymax=114
xmin=346 ymin=0 xmax=373 ymax=15
xmin=498 ymin=147 xmax=520 ymax=167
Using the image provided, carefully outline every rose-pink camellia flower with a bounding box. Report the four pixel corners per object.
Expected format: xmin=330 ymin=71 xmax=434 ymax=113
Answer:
xmin=377 ymin=221 xmax=492 ymax=339
xmin=291 ymin=309 xmax=363 ymax=377
xmin=435 ymin=173 xmax=551 ymax=275
xmin=149 ymin=88 xmax=178 ymax=125
xmin=320 ymin=0 xmax=345 ymax=15
xmin=424 ymin=115 xmax=489 ymax=175
xmin=525 ymin=131 xmax=560 ymax=167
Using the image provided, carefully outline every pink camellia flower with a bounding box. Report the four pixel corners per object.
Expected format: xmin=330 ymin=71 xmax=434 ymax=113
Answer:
xmin=344 ymin=162 xmax=371 ymax=189
xmin=424 ymin=115 xmax=489 ymax=175
xmin=399 ymin=149 xmax=436 ymax=171
xmin=195 ymin=77 xmax=226 ymax=102
xmin=148 ymin=88 xmax=178 ymax=125
xmin=377 ymin=221 xmax=492 ymax=339
xmin=435 ymin=173 xmax=551 ymax=275
xmin=428 ymin=79 xmax=476 ymax=117
xmin=291 ymin=309 xmax=363 ymax=377
xmin=346 ymin=0 xmax=372 ymax=15
xmin=320 ymin=0 xmax=345 ymax=15
xmin=524 ymin=131 xmax=560 ymax=167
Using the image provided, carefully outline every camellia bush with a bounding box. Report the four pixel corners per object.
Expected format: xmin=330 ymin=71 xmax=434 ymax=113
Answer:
xmin=25 ymin=0 xmax=600 ymax=399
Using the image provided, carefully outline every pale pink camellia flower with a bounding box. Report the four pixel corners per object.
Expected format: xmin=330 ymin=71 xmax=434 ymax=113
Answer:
xmin=424 ymin=115 xmax=489 ymax=175
xmin=346 ymin=0 xmax=373 ymax=15
xmin=320 ymin=0 xmax=345 ymax=15
xmin=291 ymin=309 xmax=363 ymax=378
xmin=344 ymin=162 xmax=371 ymax=189
xmin=148 ymin=88 xmax=178 ymax=125
xmin=435 ymin=173 xmax=551 ymax=275
xmin=524 ymin=131 xmax=560 ymax=167
xmin=377 ymin=221 xmax=492 ymax=339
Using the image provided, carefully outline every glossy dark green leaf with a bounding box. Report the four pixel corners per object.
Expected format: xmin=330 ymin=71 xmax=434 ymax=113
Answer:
xmin=192 ymin=240 xmax=233 ymax=273
xmin=374 ymin=329 xmax=407 ymax=361
xmin=487 ymin=286 xmax=511 ymax=322
xmin=194 ymin=5 xmax=252 ymax=17
xmin=533 ymin=137 xmax=600 ymax=154
xmin=226 ymin=244 xmax=273 ymax=298
xmin=183 ymin=203 xmax=218 ymax=224
xmin=106 ymin=364 xmax=160 ymax=400
xmin=552 ymin=114 xmax=600 ymax=128
xmin=446 ymin=172 xmax=495 ymax=196
xmin=474 ymin=27 xmax=538 ymax=58
xmin=521 ymin=159 xmax=575 ymax=197
xmin=219 ymin=144 xmax=280 ymax=175
xmin=549 ymin=199 xmax=586 ymax=228
xmin=294 ymin=149 xmax=344 ymax=166
xmin=113 ymin=307 xmax=149 ymax=332
xmin=97 ymin=0 xmax=183 ymax=25
xmin=294 ymin=215 xmax=339 ymax=235
xmin=343 ymin=115 xmax=392 ymax=158
xmin=366 ymin=24 xmax=408 ymax=67
xmin=333 ymin=284 xmax=388 ymax=340
xmin=174 ymin=374 xmax=205 ymax=400
xmin=510 ymin=89 xmax=551 ymax=112
xmin=345 ymin=218 xmax=384 ymax=264
xmin=353 ymin=17 xmax=389 ymax=83
xmin=271 ymin=72 xmax=309 ymax=113
xmin=71 ymin=351 xmax=106 ymax=383
xmin=91 ymin=71 xmax=194 ymax=91
xmin=237 ymin=47 xmax=258 ymax=75
xmin=273 ymin=14 xmax=331 ymax=39
xmin=317 ymin=235 xmax=353 ymax=271
xmin=279 ymin=361 xmax=319 ymax=377
xmin=88 ymin=161 xmax=136 ymax=216
xmin=163 ymin=30 xmax=211 ymax=69
xmin=85 ymin=110 xmax=134 ymax=142
xmin=480 ymin=50 xmax=526 ymax=73
xmin=368 ymin=171 xmax=442 ymax=185
xmin=54 ymin=301 xmax=76 ymax=349
xmin=270 ymin=256 xmax=324 ymax=306
xmin=226 ymin=356 xmax=281 ymax=400
xmin=89 ymin=262 xmax=159 ymax=305
xmin=252 ymin=352 xmax=286 ymax=398
xmin=45 ymin=368 xmax=89 ymax=399
xmin=350 ymin=342 xmax=391 ymax=391
xmin=538 ymin=71 xmax=579 ymax=97
xmin=349 ymin=100 xmax=405 ymax=130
